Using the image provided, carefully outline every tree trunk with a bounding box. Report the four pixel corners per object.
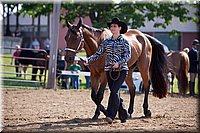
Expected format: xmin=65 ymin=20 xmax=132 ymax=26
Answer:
xmin=31 ymin=17 xmax=35 ymax=42
xmin=47 ymin=14 xmax=50 ymax=38
xmin=3 ymin=4 xmax=5 ymax=35
xmin=5 ymin=4 xmax=12 ymax=36
xmin=198 ymin=40 xmax=200 ymax=97
xmin=37 ymin=15 xmax=41 ymax=37
xmin=89 ymin=10 xmax=95 ymax=24
xmin=15 ymin=4 xmax=19 ymax=36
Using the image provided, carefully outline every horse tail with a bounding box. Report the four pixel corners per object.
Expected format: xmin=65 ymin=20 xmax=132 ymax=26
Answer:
xmin=145 ymin=34 xmax=168 ymax=99
xmin=183 ymin=47 xmax=189 ymax=54
xmin=178 ymin=53 xmax=189 ymax=94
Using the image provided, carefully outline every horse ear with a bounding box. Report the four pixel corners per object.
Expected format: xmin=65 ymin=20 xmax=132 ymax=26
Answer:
xmin=66 ymin=19 xmax=72 ymax=28
xmin=77 ymin=17 xmax=83 ymax=28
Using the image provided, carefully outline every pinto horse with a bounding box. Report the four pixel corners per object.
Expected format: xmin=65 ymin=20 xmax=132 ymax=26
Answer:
xmin=166 ymin=48 xmax=190 ymax=95
xmin=65 ymin=18 xmax=168 ymax=120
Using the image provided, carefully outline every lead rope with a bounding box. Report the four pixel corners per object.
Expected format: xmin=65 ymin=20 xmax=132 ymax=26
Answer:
xmin=109 ymin=68 xmax=120 ymax=81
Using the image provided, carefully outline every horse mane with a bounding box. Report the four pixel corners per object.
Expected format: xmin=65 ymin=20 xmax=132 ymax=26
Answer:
xmin=82 ymin=24 xmax=108 ymax=45
xmin=82 ymin=24 xmax=104 ymax=32
xmin=167 ymin=50 xmax=175 ymax=55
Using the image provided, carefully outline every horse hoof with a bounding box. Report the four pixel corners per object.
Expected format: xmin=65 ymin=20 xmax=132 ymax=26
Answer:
xmin=128 ymin=113 xmax=132 ymax=119
xmin=145 ymin=110 xmax=151 ymax=117
xmin=92 ymin=115 xmax=99 ymax=120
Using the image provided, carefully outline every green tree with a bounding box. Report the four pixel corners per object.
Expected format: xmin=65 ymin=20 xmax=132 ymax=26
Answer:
xmin=18 ymin=2 xmax=199 ymax=31
xmin=60 ymin=2 xmax=199 ymax=31
xmin=19 ymin=3 xmax=53 ymax=17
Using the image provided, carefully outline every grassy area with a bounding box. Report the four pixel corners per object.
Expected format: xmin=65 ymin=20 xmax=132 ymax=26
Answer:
xmin=169 ymin=77 xmax=198 ymax=94
xmin=1 ymin=54 xmax=42 ymax=88
xmin=0 ymin=53 xmax=88 ymax=89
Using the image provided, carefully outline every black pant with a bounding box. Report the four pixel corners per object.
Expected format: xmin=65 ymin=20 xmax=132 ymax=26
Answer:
xmin=15 ymin=60 xmax=21 ymax=77
xmin=106 ymin=70 xmax=128 ymax=120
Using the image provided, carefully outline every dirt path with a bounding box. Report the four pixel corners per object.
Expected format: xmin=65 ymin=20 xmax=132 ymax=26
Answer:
xmin=1 ymin=89 xmax=199 ymax=132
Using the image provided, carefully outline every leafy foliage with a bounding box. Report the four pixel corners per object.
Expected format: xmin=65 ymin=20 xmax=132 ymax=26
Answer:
xmin=16 ymin=2 xmax=199 ymax=31
xmin=19 ymin=3 xmax=53 ymax=17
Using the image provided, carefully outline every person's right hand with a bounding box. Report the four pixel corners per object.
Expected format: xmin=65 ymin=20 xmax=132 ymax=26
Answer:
xmin=84 ymin=62 xmax=89 ymax=66
xmin=80 ymin=57 xmax=88 ymax=64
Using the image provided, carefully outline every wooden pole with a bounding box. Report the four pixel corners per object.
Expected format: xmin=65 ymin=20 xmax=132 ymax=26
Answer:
xmin=47 ymin=1 xmax=61 ymax=89
xmin=198 ymin=40 xmax=200 ymax=97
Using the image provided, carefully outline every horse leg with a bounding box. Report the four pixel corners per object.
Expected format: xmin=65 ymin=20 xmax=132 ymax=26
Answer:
xmin=91 ymin=89 xmax=100 ymax=120
xmin=176 ymin=75 xmax=182 ymax=96
xmin=22 ymin=66 xmax=27 ymax=79
xmin=143 ymin=81 xmax=151 ymax=117
xmin=32 ymin=67 xmax=38 ymax=80
xmin=170 ymin=73 xmax=175 ymax=96
xmin=39 ymin=68 xmax=44 ymax=82
xmin=90 ymin=76 xmax=107 ymax=120
xmin=137 ymin=58 xmax=151 ymax=117
xmin=125 ymin=69 xmax=135 ymax=118
xmin=97 ymin=86 xmax=107 ymax=116
xmin=91 ymin=85 xmax=107 ymax=120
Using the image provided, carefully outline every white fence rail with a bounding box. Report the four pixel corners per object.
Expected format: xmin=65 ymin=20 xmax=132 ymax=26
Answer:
xmin=61 ymin=70 xmax=143 ymax=92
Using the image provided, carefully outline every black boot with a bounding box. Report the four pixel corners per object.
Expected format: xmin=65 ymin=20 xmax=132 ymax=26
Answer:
xmin=189 ymin=81 xmax=195 ymax=96
xmin=189 ymin=81 xmax=192 ymax=96
xmin=191 ymin=82 xmax=195 ymax=96
xmin=118 ymin=98 xmax=129 ymax=123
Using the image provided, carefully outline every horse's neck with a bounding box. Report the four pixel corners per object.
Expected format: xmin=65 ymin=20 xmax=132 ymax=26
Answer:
xmin=82 ymin=28 xmax=101 ymax=57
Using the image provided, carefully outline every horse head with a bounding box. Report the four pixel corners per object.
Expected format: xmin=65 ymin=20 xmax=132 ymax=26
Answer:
xmin=65 ymin=18 xmax=85 ymax=64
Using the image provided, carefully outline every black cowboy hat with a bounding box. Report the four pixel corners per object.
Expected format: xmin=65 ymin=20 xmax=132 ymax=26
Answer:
xmin=192 ymin=39 xmax=199 ymax=46
xmin=107 ymin=17 xmax=128 ymax=34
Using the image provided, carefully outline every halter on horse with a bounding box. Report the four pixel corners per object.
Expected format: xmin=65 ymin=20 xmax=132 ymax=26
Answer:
xmin=65 ymin=18 xmax=168 ymax=120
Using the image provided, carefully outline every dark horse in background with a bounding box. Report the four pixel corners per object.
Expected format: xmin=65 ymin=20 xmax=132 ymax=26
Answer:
xmin=65 ymin=18 xmax=168 ymax=120
xmin=18 ymin=49 xmax=49 ymax=82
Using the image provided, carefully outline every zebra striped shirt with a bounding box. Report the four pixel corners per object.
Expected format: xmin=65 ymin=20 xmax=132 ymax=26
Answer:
xmin=88 ymin=34 xmax=131 ymax=71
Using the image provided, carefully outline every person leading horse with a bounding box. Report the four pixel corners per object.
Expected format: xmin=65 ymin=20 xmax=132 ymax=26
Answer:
xmin=85 ymin=18 xmax=131 ymax=123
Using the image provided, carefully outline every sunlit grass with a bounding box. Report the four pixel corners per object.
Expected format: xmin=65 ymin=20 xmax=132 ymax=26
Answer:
xmin=1 ymin=53 xmax=88 ymax=89
xmin=1 ymin=54 xmax=42 ymax=88
xmin=169 ymin=77 xmax=198 ymax=94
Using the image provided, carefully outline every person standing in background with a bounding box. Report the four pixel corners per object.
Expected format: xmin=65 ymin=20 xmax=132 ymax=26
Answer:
xmin=83 ymin=65 xmax=91 ymax=88
xmin=11 ymin=45 xmax=21 ymax=77
xmin=68 ymin=56 xmax=82 ymax=89
xmin=30 ymin=37 xmax=40 ymax=51
xmin=57 ymin=54 xmax=67 ymax=88
xmin=188 ymin=39 xmax=199 ymax=96
xmin=43 ymin=38 xmax=51 ymax=54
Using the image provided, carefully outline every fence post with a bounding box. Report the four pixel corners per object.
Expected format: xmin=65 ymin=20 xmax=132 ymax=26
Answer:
xmin=198 ymin=39 xmax=200 ymax=97
xmin=47 ymin=1 xmax=61 ymax=89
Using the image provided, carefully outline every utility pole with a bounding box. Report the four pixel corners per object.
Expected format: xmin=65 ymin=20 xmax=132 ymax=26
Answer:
xmin=198 ymin=39 xmax=200 ymax=97
xmin=47 ymin=1 xmax=61 ymax=89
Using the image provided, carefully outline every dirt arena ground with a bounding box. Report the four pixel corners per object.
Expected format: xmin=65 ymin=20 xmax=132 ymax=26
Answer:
xmin=1 ymin=89 xmax=199 ymax=132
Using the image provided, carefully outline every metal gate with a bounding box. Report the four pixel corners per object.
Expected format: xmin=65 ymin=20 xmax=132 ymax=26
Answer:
xmin=0 ymin=47 xmax=48 ymax=89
